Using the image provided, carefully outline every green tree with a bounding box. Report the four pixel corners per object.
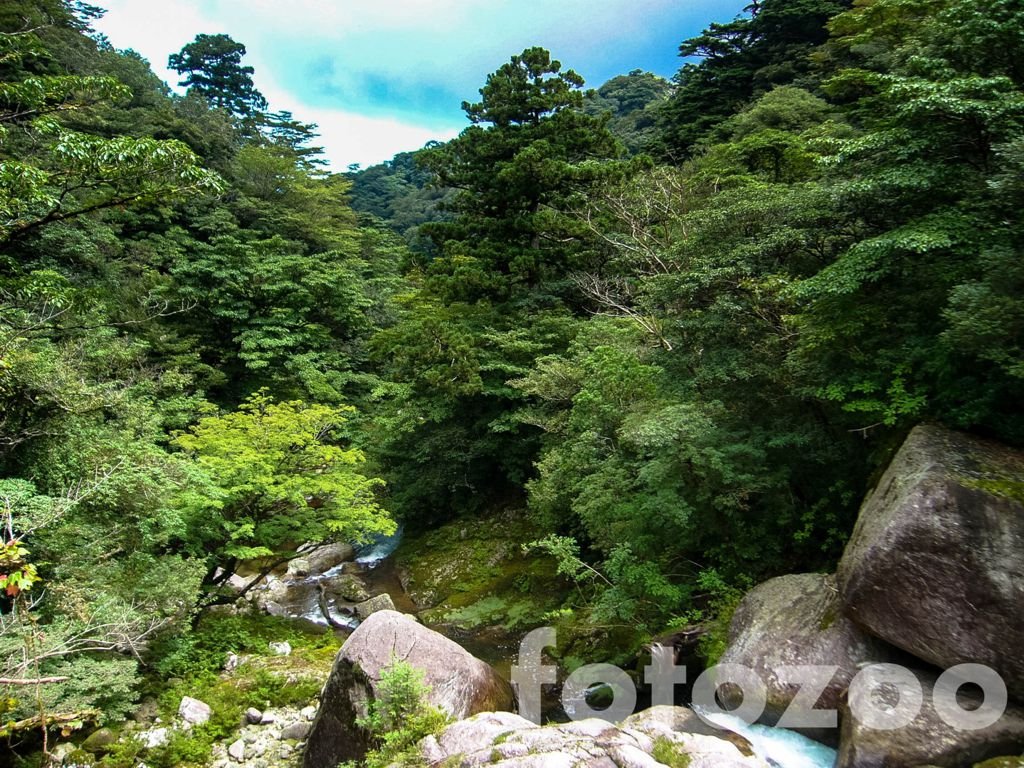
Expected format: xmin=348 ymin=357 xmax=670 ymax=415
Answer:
xmin=356 ymin=658 xmax=449 ymax=768
xmin=168 ymin=33 xmax=267 ymax=117
xmin=583 ymin=70 xmax=671 ymax=153
xmin=174 ymin=392 xmax=393 ymax=581
xmin=657 ymin=0 xmax=850 ymax=157
xmin=789 ymin=0 xmax=1024 ymax=440
xmin=0 ymin=29 xmax=222 ymax=245
xmin=419 ymin=46 xmax=622 ymax=305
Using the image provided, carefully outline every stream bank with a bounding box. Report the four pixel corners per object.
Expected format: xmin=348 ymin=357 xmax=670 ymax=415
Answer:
xmin=239 ymin=508 xmax=657 ymax=722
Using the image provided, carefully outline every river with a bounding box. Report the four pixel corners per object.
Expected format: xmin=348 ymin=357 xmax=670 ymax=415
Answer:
xmin=268 ymin=530 xmax=838 ymax=768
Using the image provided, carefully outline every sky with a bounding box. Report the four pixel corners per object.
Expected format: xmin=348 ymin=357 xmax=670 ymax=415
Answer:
xmin=93 ymin=1 xmax=747 ymax=170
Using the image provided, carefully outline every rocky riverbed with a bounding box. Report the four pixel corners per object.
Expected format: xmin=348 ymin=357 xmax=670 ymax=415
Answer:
xmin=46 ymin=424 xmax=1024 ymax=768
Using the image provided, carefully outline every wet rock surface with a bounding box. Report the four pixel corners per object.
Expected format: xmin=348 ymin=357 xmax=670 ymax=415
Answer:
xmin=837 ymin=665 xmax=1024 ymax=768
xmin=719 ymin=572 xmax=896 ymax=744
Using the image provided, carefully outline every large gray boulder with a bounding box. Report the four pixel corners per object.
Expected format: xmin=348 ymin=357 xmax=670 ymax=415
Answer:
xmin=837 ymin=425 xmax=1024 ymax=700
xmin=302 ymin=610 xmax=514 ymax=768
xmin=719 ymin=572 xmax=895 ymax=744
xmin=838 ymin=665 xmax=1024 ymax=768
xmin=178 ymin=695 xmax=212 ymax=726
xmin=418 ymin=708 xmax=767 ymax=768
xmin=304 ymin=542 xmax=355 ymax=575
xmin=286 ymin=542 xmax=355 ymax=580
xmin=253 ymin=575 xmax=290 ymax=611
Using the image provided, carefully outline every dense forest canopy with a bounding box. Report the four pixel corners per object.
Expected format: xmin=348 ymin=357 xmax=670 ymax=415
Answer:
xmin=1 ymin=0 xmax=1023 ymax=755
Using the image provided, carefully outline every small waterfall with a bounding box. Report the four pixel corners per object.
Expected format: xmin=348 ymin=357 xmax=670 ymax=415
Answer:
xmin=695 ymin=709 xmax=838 ymax=768
xmin=267 ymin=527 xmax=407 ymax=629
xmin=281 ymin=570 xmax=361 ymax=630
xmin=355 ymin=525 xmax=404 ymax=567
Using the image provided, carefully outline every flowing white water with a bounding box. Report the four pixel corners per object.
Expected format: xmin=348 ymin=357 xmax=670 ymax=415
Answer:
xmin=281 ymin=527 xmax=408 ymax=627
xmin=355 ymin=525 xmax=404 ymax=566
xmin=696 ymin=710 xmax=838 ymax=768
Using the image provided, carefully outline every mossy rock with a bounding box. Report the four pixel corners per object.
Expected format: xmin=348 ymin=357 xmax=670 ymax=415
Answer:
xmin=66 ymin=748 xmax=97 ymax=764
xmin=652 ymin=737 xmax=692 ymax=768
xmin=549 ymin=608 xmax=649 ymax=669
xmin=395 ymin=510 xmax=566 ymax=631
xmin=973 ymin=759 xmax=1024 ymax=768
xmin=81 ymin=727 xmax=118 ymax=754
xmin=396 ymin=510 xmax=655 ymax=669
xmin=326 ymin=573 xmax=370 ymax=603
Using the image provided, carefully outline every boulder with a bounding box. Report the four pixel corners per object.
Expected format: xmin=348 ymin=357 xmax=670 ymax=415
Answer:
xmin=837 ymin=425 xmax=1024 ymax=699
xmin=268 ymin=641 xmax=291 ymax=656
xmin=253 ymin=576 xmax=290 ymax=611
xmin=719 ymin=572 xmax=895 ymax=744
xmin=304 ymin=542 xmax=355 ymax=575
xmin=264 ymin=601 xmax=289 ymax=617
xmin=281 ymin=721 xmax=311 ymax=741
xmin=622 ymin=706 xmax=755 ymax=756
xmin=130 ymin=696 xmax=159 ymax=723
xmin=417 ymin=708 xmax=766 ymax=768
xmin=286 ymin=558 xmax=311 ymax=578
xmin=302 ymin=610 xmax=514 ymax=768
xmin=137 ymin=726 xmax=169 ymax=749
xmin=178 ymin=695 xmax=212 ymax=726
xmin=47 ymin=742 xmax=76 ymax=764
xmin=228 ymin=737 xmax=246 ymax=762
xmin=353 ymin=593 xmax=395 ymax=620
xmin=81 ymin=727 xmax=117 ymax=754
xmin=838 ymin=665 xmax=1024 ymax=768
xmin=325 ymin=573 xmax=369 ymax=603
xmin=245 ymin=707 xmax=263 ymax=725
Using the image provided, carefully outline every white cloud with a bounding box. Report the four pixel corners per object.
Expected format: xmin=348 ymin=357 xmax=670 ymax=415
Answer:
xmin=256 ymin=75 xmax=461 ymax=169
xmin=93 ymin=0 xmax=465 ymax=167
xmin=92 ymin=0 xmax=739 ymax=167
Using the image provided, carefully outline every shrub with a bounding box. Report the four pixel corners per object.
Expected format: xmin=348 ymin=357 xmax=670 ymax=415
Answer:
xmin=357 ymin=658 xmax=450 ymax=768
xmin=652 ymin=737 xmax=691 ymax=768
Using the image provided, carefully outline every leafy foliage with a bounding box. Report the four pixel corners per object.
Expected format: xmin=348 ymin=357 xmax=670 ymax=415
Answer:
xmin=2 ymin=0 xmax=1023 ymax=750
xmin=355 ymin=658 xmax=450 ymax=768
xmin=174 ymin=391 xmax=393 ymax=566
xmin=657 ymin=0 xmax=851 ymax=157
xmin=168 ymin=33 xmax=267 ymax=117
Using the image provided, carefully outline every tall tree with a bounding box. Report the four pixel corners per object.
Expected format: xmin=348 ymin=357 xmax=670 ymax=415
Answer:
xmin=369 ymin=48 xmax=622 ymax=521
xmin=168 ymin=33 xmax=267 ymax=117
xmin=656 ymin=0 xmax=850 ymax=157
xmin=419 ymin=46 xmax=622 ymax=306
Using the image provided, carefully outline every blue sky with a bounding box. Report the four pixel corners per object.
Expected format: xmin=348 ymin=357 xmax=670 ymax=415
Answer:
xmin=93 ymin=1 xmax=747 ymax=169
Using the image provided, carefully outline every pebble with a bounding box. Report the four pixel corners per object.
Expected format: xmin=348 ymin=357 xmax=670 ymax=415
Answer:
xmin=228 ymin=738 xmax=246 ymax=762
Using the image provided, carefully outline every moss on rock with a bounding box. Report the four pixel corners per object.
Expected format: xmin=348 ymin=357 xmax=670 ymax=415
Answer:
xmin=395 ymin=510 xmax=565 ymax=632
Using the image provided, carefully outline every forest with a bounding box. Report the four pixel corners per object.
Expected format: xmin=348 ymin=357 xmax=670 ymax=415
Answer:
xmin=1 ymin=0 xmax=1023 ymax=761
